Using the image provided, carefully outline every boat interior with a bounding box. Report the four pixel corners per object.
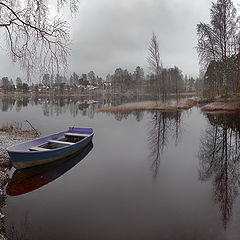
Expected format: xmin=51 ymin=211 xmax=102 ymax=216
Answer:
xmin=29 ymin=132 xmax=87 ymax=151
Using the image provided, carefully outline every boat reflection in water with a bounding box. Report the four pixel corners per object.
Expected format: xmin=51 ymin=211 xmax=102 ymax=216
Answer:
xmin=6 ymin=142 xmax=93 ymax=196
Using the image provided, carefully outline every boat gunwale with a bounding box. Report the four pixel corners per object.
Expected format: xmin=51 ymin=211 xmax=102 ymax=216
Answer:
xmin=7 ymin=130 xmax=94 ymax=154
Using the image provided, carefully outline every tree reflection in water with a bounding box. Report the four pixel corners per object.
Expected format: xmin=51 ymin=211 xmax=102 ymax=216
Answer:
xmin=0 ymin=96 xmax=103 ymax=119
xmin=148 ymin=111 xmax=183 ymax=179
xmin=199 ymin=113 xmax=240 ymax=229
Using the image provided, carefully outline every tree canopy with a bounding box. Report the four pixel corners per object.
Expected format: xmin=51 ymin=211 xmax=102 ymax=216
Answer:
xmin=0 ymin=0 xmax=79 ymax=80
xmin=197 ymin=0 xmax=240 ymax=97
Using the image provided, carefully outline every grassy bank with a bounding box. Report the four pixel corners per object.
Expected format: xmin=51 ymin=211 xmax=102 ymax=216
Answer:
xmin=98 ymin=95 xmax=240 ymax=113
xmin=98 ymin=98 xmax=201 ymax=113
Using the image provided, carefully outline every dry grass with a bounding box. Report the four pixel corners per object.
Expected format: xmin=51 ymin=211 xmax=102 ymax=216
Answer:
xmin=99 ymin=101 xmax=156 ymax=112
xmin=0 ymin=123 xmax=39 ymax=138
xmin=98 ymin=98 xmax=201 ymax=113
xmin=99 ymin=96 xmax=240 ymax=114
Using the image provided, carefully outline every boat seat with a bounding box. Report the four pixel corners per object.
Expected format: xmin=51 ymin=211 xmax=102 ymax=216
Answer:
xmin=64 ymin=133 xmax=89 ymax=137
xmin=48 ymin=140 xmax=75 ymax=145
xmin=29 ymin=146 xmax=49 ymax=151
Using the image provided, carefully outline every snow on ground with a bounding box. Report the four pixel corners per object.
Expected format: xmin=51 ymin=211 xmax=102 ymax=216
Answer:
xmin=0 ymin=129 xmax=37 ymax=192
xmin=202 ymin=101 xmax=240 ymax=112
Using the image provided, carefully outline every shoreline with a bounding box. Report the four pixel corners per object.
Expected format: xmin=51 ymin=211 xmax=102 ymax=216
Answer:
xmin=2 ymin=92 xmax=240 ymax=113
xmin=0 ymin=125 xmax=38 ymax=224
xmin=0 ymin=125 xmax=38 ymax=168
xmin=201 ymin=98 xmax=240 ymax=112
xmin=98 ymin=97 xmax=240 ymax=113
xmin=0 ymin=125 xmax=38 ymax=201
xmin=98 ymin=98 xmax=202 ymax=113
xmin=0 ymin=91 xmax=197 ymax=98
xmin=0 ymin=93 xmax=96 ymax=98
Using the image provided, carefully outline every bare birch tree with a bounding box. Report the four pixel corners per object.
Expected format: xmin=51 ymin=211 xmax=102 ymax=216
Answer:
xmin=0 ymin=0 xmax=79 ymax=80
xmin=147 ymin=32 xmax=162 ymax=100
xmin=197 ymin=0 xmax=240 ymax=96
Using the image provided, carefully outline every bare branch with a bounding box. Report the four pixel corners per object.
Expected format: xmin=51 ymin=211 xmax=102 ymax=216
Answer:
xmin=0 ymin=0 xmax=77 ymax=81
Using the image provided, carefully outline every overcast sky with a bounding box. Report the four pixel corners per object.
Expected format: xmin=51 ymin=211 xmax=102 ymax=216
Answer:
xmin=1 ymin=0 xmax=236 ymax=82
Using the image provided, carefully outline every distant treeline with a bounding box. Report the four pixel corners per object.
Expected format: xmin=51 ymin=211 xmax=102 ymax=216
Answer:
xmin=0 ymin=67 xmax=201 ymax=97
xmin=107 ymin=66 xmax=201 ymax=99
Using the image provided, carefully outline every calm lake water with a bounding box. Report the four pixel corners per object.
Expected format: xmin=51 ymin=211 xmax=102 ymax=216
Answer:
xmin=1 ymin=96 xmax=240 ymax=240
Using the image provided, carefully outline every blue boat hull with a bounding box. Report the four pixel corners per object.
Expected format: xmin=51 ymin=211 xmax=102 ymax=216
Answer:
xmin=7 ymin=142 xmax=93 ymax=196
xmin=7 ymin=127 xmax=94 ymax=169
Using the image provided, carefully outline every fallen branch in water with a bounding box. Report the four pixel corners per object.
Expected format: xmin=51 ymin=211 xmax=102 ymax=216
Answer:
xmin=25 ymin=120 xmax=40 ymax=136
xmin=0 ymin=122 xmax=40 ymax=138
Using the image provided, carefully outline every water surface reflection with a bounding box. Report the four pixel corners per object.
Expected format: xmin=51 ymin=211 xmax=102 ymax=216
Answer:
xmin=7 ymin=143 xmax=93 ymax=196
xmin=1 ymin=99 xmax=240 ymax=239
xmin=199 ymin=113 xmax=240 ymax=229
xmin=0 ymin=96 xmax=103 ymax=118
xmin=148 ymin=111 xmax=183 ymax=179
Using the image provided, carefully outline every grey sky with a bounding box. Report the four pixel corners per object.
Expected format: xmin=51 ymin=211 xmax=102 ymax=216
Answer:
xmin=69 ymin=0 xmax=212 ymax=79
xmin=0 ymin=0 xmax=231 ymax=81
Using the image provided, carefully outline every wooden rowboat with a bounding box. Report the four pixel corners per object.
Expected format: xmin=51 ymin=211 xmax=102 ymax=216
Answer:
xmin=7 ymin=127 xmax=94 ymax=169
xmin=7 ymin=142 xmax=93 ymax=196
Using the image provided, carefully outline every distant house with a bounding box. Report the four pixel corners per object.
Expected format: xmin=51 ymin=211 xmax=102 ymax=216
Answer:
xmin=79 ymin=79 xmax=90 ymax=86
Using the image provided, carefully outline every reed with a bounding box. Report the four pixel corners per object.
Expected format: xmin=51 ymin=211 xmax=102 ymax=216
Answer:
xmin=98 ymin=99 xmax=200 ymax=113
xmin=0 ymin=122 xmax=39 ymax=137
